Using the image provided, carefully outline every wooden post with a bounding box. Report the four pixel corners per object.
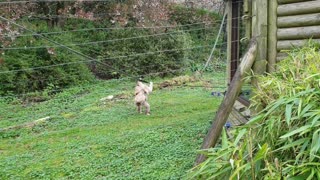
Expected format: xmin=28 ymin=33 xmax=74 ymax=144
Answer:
xmin=251 ymin=0 xmax=267 ymax=113
xmin=268 ymin=0 xmax=277 ymax=72
xmin=243 ymin=0 xmax=252 ymax=40
xmin=195 ymin=39 xmax=257 ymax=165
xmin=226 ymin=0 xmax=232 ymax=84
xmin=252 ymin=0 xmax=267 ymax=77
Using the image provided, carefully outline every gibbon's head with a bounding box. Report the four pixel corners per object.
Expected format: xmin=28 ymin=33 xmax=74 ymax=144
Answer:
xmin=137 ymin=77 xmax=148 ymax=84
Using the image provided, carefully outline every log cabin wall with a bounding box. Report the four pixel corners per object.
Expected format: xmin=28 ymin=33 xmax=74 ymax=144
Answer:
xmin=227 ymin=0 xmax=320 ymax=103
xmin=229 ymin=0 xmax=320 ymax=76
xmin=276 ymin=0 xmax=320 ymax=63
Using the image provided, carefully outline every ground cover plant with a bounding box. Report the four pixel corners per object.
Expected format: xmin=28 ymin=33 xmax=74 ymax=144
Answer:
xmin=0 ymin=74 xmax=224 ymax=179
xmin=188 ymin=42 xmax=320 ymax=179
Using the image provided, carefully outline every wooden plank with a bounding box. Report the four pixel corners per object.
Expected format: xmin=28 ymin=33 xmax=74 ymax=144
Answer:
xmin=231 ymin=108 xmax=249 ymax=124
xmin=278 ymin=1 xmax=320 ymax=16
xmin=277 ymin=39 xmax=320 ymax=50
xmin=195 ymin=39 xmax=257 ymax=166
xmin=278 ymin=26 xmax=320 ymax=40
xmin=226 ymin=0 xmax=232 ymax=84
xmin=268 ymin=0 xmax=278 ymax=73
xmin=278 ymin=0 xmax=315 ymax=4
xmin=278 ymin=13 xmax=320 ymax=28
xmin=228 ymin=109 xmax=242 ymax=126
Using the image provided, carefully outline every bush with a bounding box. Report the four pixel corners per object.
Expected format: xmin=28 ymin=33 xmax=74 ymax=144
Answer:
xmin=188 ymin=41 xmax=320 ymax=179
xmin=85 ymin=28 xmax=194 ymax=79
xmin=0 ymin=34 xmax=94 ymax=95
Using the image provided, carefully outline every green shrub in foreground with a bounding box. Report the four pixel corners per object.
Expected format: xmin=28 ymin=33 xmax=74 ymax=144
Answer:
xmin=188 ymin=41 xmax=320 ymax=179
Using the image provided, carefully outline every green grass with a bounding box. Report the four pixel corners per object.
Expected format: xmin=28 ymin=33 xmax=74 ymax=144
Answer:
xmin=0 ymin=77 xmax=223 ymax=179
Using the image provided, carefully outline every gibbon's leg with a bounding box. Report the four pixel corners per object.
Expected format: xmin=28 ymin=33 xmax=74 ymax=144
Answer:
xmin=136 ymin=103 xmax=142 ymax=113
xmin=144 ymin=101 xmax=150 ymax=115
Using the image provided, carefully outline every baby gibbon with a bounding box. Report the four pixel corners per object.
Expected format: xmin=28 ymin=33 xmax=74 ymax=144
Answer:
xmin=134 ymin=81 xmax=153 ymax=115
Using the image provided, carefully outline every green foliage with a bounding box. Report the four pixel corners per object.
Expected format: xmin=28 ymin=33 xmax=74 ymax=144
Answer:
xmin=85 ymin=28 xmax=193 ymax=79
xmin=0 ymin=21 xmax=95 ymax=96
xmin=169 ymin=5 xmax=224 ymax=67
xmin=188 ymin=41 xmax=320 ymax=179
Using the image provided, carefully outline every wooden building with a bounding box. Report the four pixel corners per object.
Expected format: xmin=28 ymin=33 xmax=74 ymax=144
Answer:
xmin=226 ymin=0 xmax=320 ymax=106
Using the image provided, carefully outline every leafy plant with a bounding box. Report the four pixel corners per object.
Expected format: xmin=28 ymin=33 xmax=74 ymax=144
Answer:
xmin=188 ymin=41 xmax=320 ymax=179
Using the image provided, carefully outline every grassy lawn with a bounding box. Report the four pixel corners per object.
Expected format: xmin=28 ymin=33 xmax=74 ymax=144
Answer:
xmin=0 ymin=77 xmax=223 ymax=179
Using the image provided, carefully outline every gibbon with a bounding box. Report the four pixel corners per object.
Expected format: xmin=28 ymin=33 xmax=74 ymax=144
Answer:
xmin=134 ymin=81 xmax=153 ymax=115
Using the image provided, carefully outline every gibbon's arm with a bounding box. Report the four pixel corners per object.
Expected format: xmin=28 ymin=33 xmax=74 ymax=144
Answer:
xmin=147 ymin=82 xmax=153 ymax=93
xmin=136 ymin=81 xmax=153 ymax=94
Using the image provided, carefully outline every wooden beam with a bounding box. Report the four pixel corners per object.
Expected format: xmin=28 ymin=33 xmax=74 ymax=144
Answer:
xmin=278 ymin=25 xmax=320 ymax=40
xmin=278 ymin=0 xmax=314 ymax=4
xmin=278 ymin=13 xmax=320 ymax=28
xmin=268 ymin=0 xmax=278 ymax=73
xmin=195 ymin=39 xmax=257 ymax=166
xmin=277 ymin=39 xmax=320 ymax=50
xmin=278 ymin=1 xmax=320 ymax=16
xmin=252 ymin=0 xmax=267 ymax=86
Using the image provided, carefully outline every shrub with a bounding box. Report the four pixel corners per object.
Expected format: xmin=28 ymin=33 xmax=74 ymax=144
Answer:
xmin=0 ymin=34 xmax=94 ymax=96
xmin=188 ymin=41 xmax=320 ymax=179
xmin=86 ymin=28 xmax=194 ymax=79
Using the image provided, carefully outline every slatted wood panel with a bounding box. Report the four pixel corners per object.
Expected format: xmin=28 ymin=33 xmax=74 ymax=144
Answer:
xmin=276 ymin=0 xmax=320 ymax=62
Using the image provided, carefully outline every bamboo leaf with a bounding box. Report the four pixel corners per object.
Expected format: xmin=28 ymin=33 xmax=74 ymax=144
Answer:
xmin=295 ymin=139 xmax=311 ymax=164
xmin=312 ymin=115 xmax=320 ymax=126
xmin=253 ymin=143 xmax=268 ymax=162
xmin=286 ymin=103 xmax=294 ymax=125
xmin=265 ymin=98 xmax=286 ymax=117
xmin=298 ymin=98 xmax=303 ymax=117
xmin=276 ymin=138 xmax=308 ymax=151
xmin=229 ymin=164 xmax=250 ymax=180
xmin=234 ymin=129 xmax=247 ymax=145
xmin=247 ymin=114 xmax=264 ymax=125
xmin=280 ymin=125 xmax=311 ymax=139
xmin=300 ymin=104 xmax=313 ymax=118
xmin=310 ymin=129 xmax=320 ymax=161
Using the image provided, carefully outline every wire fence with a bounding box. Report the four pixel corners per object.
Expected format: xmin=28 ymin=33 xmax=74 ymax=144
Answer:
xmin=0 ymin=0 xmax=244 ymax=101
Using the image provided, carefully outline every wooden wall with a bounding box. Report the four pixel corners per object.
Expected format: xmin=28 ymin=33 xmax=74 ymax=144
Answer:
xmin=239 ymin=0 xmax=320 ymax=72
xmin=227 ymin=0 xmax=320 ymax=103
xmin=276 ymin=0 xmax=320 ymax=62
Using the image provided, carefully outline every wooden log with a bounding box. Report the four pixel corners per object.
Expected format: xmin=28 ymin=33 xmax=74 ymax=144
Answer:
xmin=278 ymin=0 xmax=314 ymax=4
xmin=277 ymin=39 xmax=320 ymax=50
xmin=194 ymin=39 xmax=257 ymax=166
xmin=278 ymin=13 xmax=320 ymax=28
xmin=252 ymin=0 xmax=267 ymax=96
xmin=276 ymin=52 xmax=288 ymax=62
xmin=278 ymin=26 xmax=320 ymax=40
xmin=278 ymin=1 xmax=320 ymax=16
xmin=0 ymin=117 xmax=51 ymax=131
xmin=244 ymin=0 xmax=252 ymax=40
xmin=268 ymin=0 xmax=278 ymax=73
